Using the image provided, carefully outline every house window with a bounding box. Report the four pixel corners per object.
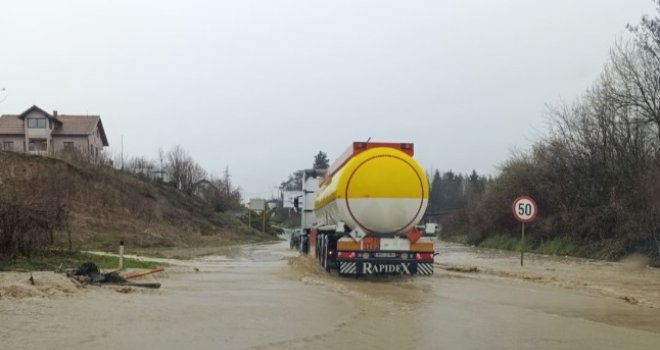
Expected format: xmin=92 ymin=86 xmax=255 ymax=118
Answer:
xmin=63 ymin=142 xmax=75 ymax=152
xmin=28 ymin=139 xmax=47 ymax=151
xmin=2 ymin=141 xmax=13 ymax=150
xmin=27 ymin=118 xmax=47 ymax=128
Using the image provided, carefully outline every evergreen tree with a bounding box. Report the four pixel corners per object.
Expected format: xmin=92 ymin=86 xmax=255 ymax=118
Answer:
xmin=313 ymin=151 xmax=330 ymax=169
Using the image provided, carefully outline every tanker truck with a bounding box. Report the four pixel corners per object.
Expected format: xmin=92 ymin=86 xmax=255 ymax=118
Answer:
xmin=302 ymin=141 xmax=436 ymax=275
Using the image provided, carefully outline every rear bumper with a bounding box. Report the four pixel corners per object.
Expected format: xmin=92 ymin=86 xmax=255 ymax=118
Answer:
xmin=337 ymin=259 xmax=434 ymax=275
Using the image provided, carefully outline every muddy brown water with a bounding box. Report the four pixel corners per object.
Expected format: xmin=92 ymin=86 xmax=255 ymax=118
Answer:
xmin=1 ymin=239 xmax=660 ymax=349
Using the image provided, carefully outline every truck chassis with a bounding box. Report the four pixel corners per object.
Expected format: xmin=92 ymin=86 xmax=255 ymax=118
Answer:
xmin=311 ymin=229 xmax=434 ymax=276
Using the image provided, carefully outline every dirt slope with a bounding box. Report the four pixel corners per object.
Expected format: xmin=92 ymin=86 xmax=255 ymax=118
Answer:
xmin=0 ymin=151 xmax=263 ymax=251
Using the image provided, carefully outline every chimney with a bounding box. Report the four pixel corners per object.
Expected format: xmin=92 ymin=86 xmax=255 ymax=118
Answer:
xmin=53 ymin=110 xmax=58 ymax=118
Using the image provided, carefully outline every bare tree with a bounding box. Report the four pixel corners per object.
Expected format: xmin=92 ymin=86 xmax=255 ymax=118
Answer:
xmin=125 ymin=156 xmax=155 ymax=177
xmin=607 ymin=42 xmax=660 ymax=143
xmin=165 ymin=145 xmax=207 ymax=193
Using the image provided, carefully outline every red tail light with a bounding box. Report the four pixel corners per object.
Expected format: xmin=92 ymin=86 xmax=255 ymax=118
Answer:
xmin=416 ymin=252 xmax=433 ymax=261
xmin=337 ymin=251 xmax=356 ymax=259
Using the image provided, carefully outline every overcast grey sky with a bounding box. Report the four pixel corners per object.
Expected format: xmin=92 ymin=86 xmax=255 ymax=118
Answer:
xmin=0 ymin=0 xmax=656 ymax=198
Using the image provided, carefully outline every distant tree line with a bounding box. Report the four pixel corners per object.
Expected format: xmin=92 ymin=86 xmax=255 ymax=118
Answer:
xmin=426 ymin=170 xmax=488 ymax=215
xmin=121 ymin=145 xmax=243 ymax=212
xmin=441 ymin=4 xmax=660 ymax=264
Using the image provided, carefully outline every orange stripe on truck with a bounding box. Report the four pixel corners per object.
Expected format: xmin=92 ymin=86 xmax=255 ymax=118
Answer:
xmin=410 ymin=242 xmax=433 ymax=251
xmin=337 ymin=241 xmax=360 ymax=251
xmin=337 ymin=238 xmax=383 ymax=251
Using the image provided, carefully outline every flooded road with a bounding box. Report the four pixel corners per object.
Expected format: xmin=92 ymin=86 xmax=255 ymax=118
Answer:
xmin=2 ymin=239 xmax=660 ymax=349
xmin=435 ymin=241 xmax=660 ymax=310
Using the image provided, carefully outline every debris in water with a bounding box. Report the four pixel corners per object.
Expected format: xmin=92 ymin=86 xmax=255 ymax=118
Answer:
xmin=619 ymin=296 xmax=639 ymax=305
xmin=66 ymin=262 xmax=161 ymax=289
xmin=436 ymin=264 xmax=480 ymax=273
xmin=123 ymin=268 xmax=165 ymax=280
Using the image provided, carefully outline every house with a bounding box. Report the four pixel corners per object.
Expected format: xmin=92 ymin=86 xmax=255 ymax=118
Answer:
xmin=0 ymin=105 xmax=109 ymax=158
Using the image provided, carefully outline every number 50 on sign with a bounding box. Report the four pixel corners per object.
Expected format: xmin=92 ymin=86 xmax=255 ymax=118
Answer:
xmin=512 ymin=196 xmax=537 ymax=267
xmin=512 ymin=196 xmax=538 ymax=223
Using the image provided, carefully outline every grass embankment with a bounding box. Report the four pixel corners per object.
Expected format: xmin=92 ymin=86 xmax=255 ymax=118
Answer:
xmin=0 ymin=251 xmax=161 ymax=272
xmin=0 ymin=151 xmax=276 ymax=266
xmin=445 ymin=234 xmax=581 ymax=256
xmin=128 ymin=245 xmax=244 ymax=260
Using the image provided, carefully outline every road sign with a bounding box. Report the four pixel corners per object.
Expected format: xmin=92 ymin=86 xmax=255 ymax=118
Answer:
xmin=512 ymin=196 xmax=537 ymax=267
xmin=512 ymin=196 xmax=538 ymax=223
xmin=249 ymin=198 xmax=266 ymax=211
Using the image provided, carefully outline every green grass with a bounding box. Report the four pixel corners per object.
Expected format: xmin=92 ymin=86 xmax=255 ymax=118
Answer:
xmin=0 ymin=251 xmax=162 ymax=271
xmin=452 ymin=233 xmax=580 ymax=257
xmin=534 ymin=236 xmax=580 ymax=256
xmin=443 ymin=230 xmax=593 ymax=260
xmin=129 ymin=245 xmax=242 ymax=260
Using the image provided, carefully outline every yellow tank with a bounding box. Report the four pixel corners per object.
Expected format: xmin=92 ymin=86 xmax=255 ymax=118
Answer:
xmin=314 ymin=146 xmax=429 ymax=235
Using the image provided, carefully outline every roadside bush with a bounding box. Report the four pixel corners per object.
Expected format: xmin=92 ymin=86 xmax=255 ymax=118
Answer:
xmin=0 ymin=181 xmax=68 ymax=258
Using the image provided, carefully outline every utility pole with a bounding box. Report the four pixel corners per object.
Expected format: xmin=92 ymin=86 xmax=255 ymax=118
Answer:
xmin=262 ymin=202 xmax=267 ymax=233
xmin=224 ymin=167 xmax=231 ymax=197
xmin=0 ymin=88 xmax=7 ymax=104
xmin=121 ymin=135 xmax=124 ymax=170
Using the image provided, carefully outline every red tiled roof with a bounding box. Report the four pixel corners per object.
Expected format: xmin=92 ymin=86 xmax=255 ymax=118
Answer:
xmin=51 ymin=115 xmax=100 ymax=135
xmin=0 ymin=114 xmax=100 ymax=136
xmin=0 ymin=115 xmax=23 ymax=134
xmin=52 ymin=115 xmax=109 ymax=146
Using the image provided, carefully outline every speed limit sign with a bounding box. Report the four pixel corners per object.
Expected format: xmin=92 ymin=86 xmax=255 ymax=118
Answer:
xmin=512 ymin=196 xmax=537 ymax=223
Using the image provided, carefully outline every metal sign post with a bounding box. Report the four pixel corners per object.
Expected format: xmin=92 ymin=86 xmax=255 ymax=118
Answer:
xmin=119 ymin=240 xmax=125 ymax=270
xmin=512 ymin=196 xmax=538 ymax=267
xmin=521 ymin=222 xmax=525 ymax=266
xmin=262 ymin=201 xmax=266 ymax=233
